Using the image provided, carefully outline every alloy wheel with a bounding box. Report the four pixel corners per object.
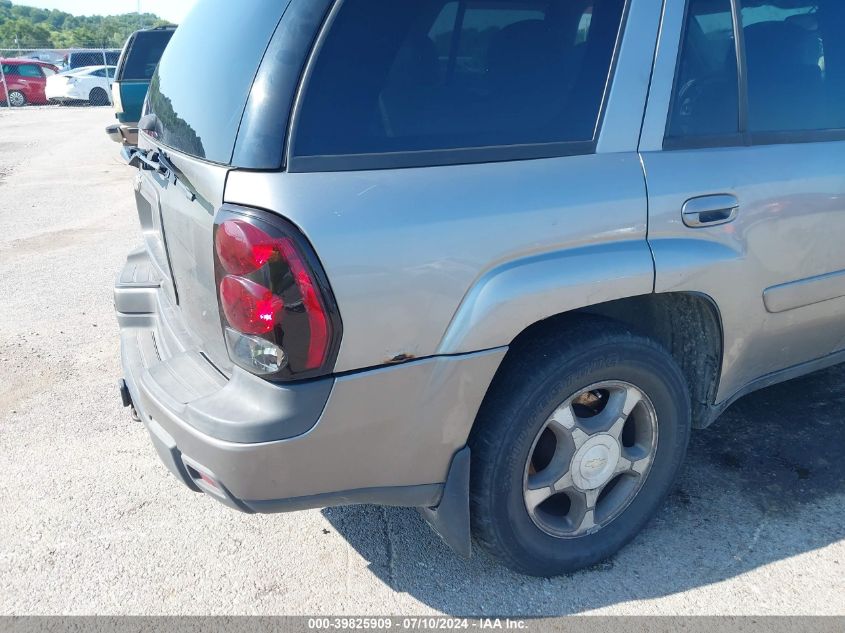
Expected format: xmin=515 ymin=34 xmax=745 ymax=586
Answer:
xmin=8 ymin=91 xmax=25 ymax=107
xmin=523 ymin=380 xmax=658 ymax=538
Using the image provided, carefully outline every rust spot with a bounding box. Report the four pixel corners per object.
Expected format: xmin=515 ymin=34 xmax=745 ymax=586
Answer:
xmin=386 ymin=353 xmax=415 ymax=364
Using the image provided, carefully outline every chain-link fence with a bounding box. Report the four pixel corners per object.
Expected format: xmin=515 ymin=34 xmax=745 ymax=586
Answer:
xmin=1 ymin=46 xmax=118 ymax=108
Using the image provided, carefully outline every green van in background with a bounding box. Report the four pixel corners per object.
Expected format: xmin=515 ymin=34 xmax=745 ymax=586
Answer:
xmin=106 ymin=26 xmax=176 ymax=146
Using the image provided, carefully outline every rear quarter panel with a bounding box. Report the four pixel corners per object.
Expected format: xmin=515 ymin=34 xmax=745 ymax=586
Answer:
xmin=225 ymin=154 xmax=654 ymax=372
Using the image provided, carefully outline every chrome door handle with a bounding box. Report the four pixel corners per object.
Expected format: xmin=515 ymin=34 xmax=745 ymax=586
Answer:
xmin=682 ymin=194 xmax=739 ymax=228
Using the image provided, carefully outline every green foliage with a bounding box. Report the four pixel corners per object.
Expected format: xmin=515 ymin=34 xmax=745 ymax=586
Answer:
xmin=0 ymin=0 xmax=170 ymax=49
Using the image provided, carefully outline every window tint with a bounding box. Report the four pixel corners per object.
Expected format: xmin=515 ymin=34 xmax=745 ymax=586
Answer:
xmin=667 ymin=0 xmax=739 ymax=139
xmin=294 ymin=0 xmax=625 ymax=162
xmin=667 ymin=0 xmax=845 ymax=143
xmin=147 ymin=0 xmax=290 ymax=163
xmin=122 ymin=30 xmax=174 ymax=81
xmin=69 ymin=51 xmax=119 ymax=69
xmin=18 ymin=64 xmax=43 ymax=78
xmin=742 ymin=1 xmax=845 ymax=133
xmin=88 ymin=67 xmax=115 ymax=78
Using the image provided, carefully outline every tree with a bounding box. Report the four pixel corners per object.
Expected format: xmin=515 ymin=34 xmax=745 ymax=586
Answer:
xmin=0 ymin=1 xmax=169 ymax=49
xmin=0 ymin=17 xmax=51 ymax=48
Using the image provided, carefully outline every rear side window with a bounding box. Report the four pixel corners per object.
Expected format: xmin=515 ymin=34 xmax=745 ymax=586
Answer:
xmin=293 ymin=0 xmax=625 ymax=168
xmin=17 ymin=64 xmax=44 ymax=78
xmin=147 ymin=0 xmax=290 ymax=164
xmin=667 ymin=0 xmax=845 ymax=145
xmin=666 ymin=0 xmax=739 ymax=140
xmin=742 ymin=1 xmax=845 ymax=133
xmin=121 ymin=30 xmax=174 ymax=81
xmin=70 ymin=51 xmax=118 ymax=69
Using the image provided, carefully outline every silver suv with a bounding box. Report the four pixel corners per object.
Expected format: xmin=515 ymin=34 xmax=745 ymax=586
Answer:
xmin=115 ymin=0 xmax=845 ymax=576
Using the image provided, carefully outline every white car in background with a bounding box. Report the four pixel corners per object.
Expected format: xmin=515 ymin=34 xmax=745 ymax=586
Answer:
xmin=46 ymin=65 xmax=115 ymax=106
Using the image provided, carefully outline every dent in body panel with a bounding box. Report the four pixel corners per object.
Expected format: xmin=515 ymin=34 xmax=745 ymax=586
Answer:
xmin=224 ymin=153 xmax=650 ymax=371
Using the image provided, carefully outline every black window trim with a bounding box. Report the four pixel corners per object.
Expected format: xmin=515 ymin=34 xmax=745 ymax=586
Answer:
xmin=664 ymin=0 xmax=845 ymax=151
xmin=285 ymin=0 xmax=633 ymax=173
xmin=232 ymin=0 xmax=336 ymax=170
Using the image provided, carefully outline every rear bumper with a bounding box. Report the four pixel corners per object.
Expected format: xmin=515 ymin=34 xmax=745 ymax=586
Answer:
xmin=106 ymin=123 xmax=138 ymax=145
xmin=115 ymin=248 xmax=505 ymax=513
xmin=46 ymin=85 xmax=85 ymax=102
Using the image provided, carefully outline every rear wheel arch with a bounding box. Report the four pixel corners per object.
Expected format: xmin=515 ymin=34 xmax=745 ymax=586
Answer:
xmin=89 ymin=86 xmax=109 ymax=106
xmin=480 ymin=292 xmax=724 ymax=430
xmin=436 ymin=241 xmax=656 ymax=356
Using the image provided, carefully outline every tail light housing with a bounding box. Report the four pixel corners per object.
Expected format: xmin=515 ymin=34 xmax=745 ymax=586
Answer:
xmin=213 ymin=206 xmax=341 ymax=381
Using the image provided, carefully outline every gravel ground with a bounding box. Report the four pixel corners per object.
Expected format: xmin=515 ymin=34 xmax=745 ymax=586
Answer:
xmin=0 ymin=106 xmax=843 ymax=616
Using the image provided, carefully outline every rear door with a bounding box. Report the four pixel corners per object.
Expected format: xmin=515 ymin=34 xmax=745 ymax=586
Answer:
xmin=641 ymin=0 xmax=845 ymax=402
xmin=15 ymin=63 xmax=47 ymax=102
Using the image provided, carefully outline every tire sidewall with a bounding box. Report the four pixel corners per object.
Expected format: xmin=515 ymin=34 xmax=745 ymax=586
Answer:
xmin=490 ymin=340 xmax=690 ymax=574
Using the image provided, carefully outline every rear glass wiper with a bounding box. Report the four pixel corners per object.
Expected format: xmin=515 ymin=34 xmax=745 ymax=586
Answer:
xmin=123 ymin=144 xmax=196 ymax=202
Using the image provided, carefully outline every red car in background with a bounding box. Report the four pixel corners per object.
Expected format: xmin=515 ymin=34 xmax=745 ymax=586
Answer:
xmin=0 ymin=59 xmax=59 ymax=106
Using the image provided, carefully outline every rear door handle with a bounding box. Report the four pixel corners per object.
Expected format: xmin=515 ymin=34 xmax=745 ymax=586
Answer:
xmin=682 ymin=194 xmax=739 ymax=228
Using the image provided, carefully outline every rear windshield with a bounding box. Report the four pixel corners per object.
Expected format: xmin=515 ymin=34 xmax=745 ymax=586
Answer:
xmin=120 ymin=30 xmax=174 ymax=81
xmin=146 ymin=0 xmax=290 ymax=164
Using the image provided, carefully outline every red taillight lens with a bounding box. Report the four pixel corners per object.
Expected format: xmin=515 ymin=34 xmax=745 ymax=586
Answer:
xmin=213 ymin=208 xmax=341 ymax=380
xmin=219 ymin=275 xmax=284 ymax=336
xmin=277 ymin=239 xmax=330 ymax=370
xmin=215 ymin=220 xmax=278 ymax=276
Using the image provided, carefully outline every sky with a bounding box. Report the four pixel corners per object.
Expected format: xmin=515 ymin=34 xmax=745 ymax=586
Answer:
xmin=18 ymin=0 xmax=199 ymax=24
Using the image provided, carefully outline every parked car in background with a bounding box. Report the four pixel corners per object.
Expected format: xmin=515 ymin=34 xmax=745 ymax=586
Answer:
xmin=0 ymin=59 xmax=58 ymax=106
xmin=46 ymin=65 xmax=115 ymax=105
xmin=61 ymin=49 xmax=120 ymax=73
xmin=106 ymin=26 xmax=175 ymax=145
xmin=26 ymin=50 xmax=67 ymax=67
xmin=117 ymin=0 xmax=845 ymax=577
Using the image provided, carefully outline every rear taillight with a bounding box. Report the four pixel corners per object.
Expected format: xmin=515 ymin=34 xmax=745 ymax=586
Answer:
xmin=213 ymin=206 xmax=341 ymax=381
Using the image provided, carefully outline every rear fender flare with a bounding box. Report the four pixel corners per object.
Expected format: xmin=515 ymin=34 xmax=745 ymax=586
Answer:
xmin=437 ymin=241 xmax=656 ymax=355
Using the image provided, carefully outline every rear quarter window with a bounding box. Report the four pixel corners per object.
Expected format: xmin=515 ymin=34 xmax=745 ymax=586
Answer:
xmin=293 ymin=0 xmax=625 ymax=169
xmin=147 ymin=0 xmax=291 ymax=164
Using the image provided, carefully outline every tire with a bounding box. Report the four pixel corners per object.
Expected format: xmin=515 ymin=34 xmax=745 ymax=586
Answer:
xmin=7 ymin=90 xmax=26 ymax=107
xmin=89 ymin=87 xmax=109 ymax=106
xmin=469 ymin=317 xmax=691 ymax=577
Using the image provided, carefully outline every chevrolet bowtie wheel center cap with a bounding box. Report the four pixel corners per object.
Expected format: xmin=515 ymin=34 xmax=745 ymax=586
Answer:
xmin=571 ymin=434 xmax=621 ymax=490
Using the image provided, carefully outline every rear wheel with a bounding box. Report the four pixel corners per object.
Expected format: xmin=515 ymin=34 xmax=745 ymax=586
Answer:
xmin=469 ymin=318 xmax=691 ymax=576
xmin=89 ymin=87 xmax=109 ymax=106
xmin=7 ymin=90 xmax=26 ymax=107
